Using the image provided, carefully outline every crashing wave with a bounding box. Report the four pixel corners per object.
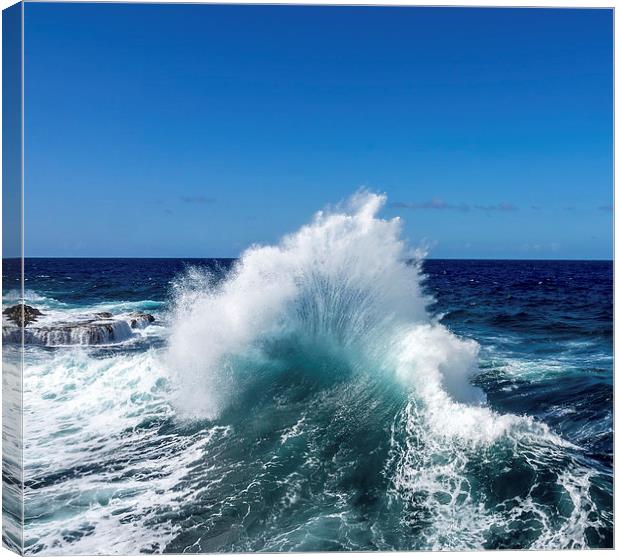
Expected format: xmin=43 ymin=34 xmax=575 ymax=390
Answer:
xmin=164 ymin=190 xmax=611 ymax=549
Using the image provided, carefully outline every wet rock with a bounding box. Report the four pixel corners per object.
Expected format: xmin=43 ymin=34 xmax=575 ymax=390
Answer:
xmin=3 ymin=304 xmax=43 ymax=327
xmin=16 ymin=320 xmax=134 ymax=346
xmin=128 ymin=312 xmax=155 ymax=329
xmin=2 ymin=308 xmax=156 ymax=346
xmin=33 ymin=320 xmax=133 ymax=346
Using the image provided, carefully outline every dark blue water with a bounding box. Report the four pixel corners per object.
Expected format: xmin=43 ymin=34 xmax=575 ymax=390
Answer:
xmin=425 ymin=260 xmax=613 ymax=470
xmin=4 ymin=257 xmax=613 ymax=552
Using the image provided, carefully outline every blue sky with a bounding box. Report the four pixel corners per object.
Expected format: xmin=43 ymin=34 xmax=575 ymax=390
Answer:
xmin=24 ymin=4 xmax=612 ymax=259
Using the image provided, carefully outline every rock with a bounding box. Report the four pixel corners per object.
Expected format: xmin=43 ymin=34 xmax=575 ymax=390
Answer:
xmin=2 ymin=308 xmax=156 ymax=346
xmin=128 ymin=312 xmax=155 ymax=329
xmin=3 ymin=304 xmax=43 ymax=327
xmin=19 ymin=320 xmax=134 ymax=346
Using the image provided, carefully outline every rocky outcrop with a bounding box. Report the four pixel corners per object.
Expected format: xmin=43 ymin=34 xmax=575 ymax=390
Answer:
xmin=3 ymin=304 xmax=43 ymax=326
xmin=5 ymin=319 xmax=134 ymax=346
xmin=128 ymin=312 xmax=156 ymax=329
xmin=2 ymin=307 xmax=156 ymax=347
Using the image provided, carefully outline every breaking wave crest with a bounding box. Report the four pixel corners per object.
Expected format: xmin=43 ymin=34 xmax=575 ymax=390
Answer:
xmin=167 ymin=192 xmax=479 ymax=418
xmin=169 ymin=191 xmax=516 ymax=435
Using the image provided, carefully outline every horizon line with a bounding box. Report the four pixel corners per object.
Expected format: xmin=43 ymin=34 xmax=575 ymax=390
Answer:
xmin=4 ymin=256 xmax=613 ymax=262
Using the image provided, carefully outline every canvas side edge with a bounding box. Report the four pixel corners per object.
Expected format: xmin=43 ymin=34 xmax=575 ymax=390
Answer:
xmin=2 ymin=2 xmax=24 ymax=555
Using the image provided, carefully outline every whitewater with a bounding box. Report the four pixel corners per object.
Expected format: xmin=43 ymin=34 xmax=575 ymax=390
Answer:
xmin=6 ymin=192 xmax=612 ymax=553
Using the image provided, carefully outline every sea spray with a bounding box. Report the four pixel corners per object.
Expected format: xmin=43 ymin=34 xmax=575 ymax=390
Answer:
xmin=164 ymin=191 xmax=569 ymax=442
xmin=167 ymin=191 xmax=482 ymax=419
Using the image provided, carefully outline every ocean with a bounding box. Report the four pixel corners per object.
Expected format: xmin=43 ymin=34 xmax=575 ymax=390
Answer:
xmin=2 ymin=195 xmax=613 ymax=552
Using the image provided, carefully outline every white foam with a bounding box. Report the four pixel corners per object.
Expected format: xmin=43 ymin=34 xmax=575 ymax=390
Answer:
xmin=23 ymin=347 xmax=230 ymax=554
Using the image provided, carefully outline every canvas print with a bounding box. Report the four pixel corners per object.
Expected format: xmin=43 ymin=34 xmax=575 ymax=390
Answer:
xmin=2 ymin=2 xmax=613 ymax=554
